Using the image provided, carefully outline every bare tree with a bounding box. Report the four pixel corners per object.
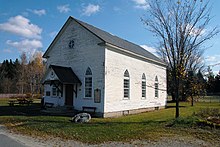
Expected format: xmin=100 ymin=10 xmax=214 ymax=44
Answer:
xmin=27 ymin=52 xmax=44 ymax=96
xmin=17 ymin=52 xmax=28 ymax=94
xmin=142 ymin=0 xmax=219 ymax=118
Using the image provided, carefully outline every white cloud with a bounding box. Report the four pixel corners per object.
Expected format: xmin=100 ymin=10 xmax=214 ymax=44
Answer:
xmin=185 ymin=24 xmax=206 ymax=36
xmin=206 ymin=55 xmax=220 ymax=63
xmin=0 ymin=15 xmax=42 ymax=39
xmin=113 ymin=7 xmax=120 ymax=12
xmin=206 ymin=55 xmax=218 ymax=62
xmin=57 ymin=4 xmax=71 ymax=13
xmin=28 ymin=9 xmax=46 ymax=16
xmin=6 ymin=39 xmax=43 ymax=55
xmin=21 ymin=11 xmax=29 ymax=17
xmin=49 ymin=31 xmax=58 ymax=38
xmin=140 ymin=44 xmax=157 ymax=55
xmin=205 ymin=55 xmax=220 ymax=75
xmin=82 ymin=4 xmax=100 ymax=16
xmin=132 ymin=0 xmax=149 ymax=10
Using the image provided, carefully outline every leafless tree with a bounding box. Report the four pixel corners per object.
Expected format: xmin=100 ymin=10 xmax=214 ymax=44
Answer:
xmin=142 ymin=0 xmax=219 ymax=118
xmin=27 ymin=52 xmax=44 ymax=96
xmin=17 ymin=52 xmax=28 ymax=94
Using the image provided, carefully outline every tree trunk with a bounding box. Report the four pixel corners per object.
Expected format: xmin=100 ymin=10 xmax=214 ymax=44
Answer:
xmin=175 ymin=90 xmax=179 ymax=118
xmin=171 ymin=92 xmax=175 ymax=102
xmin=191 ymin=96 xmax=194 ymax=106
xmin=175 ymin=77 xmax=180 ymax=118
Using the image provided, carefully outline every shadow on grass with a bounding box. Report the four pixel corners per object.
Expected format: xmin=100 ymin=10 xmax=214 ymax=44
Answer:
xmin=0 ymin=104 xmax=76 ymax=117
xmin=166 ymin=105 xmax=186 ymax=108
xmin=0 ymin=104 xmax=41 ymax=116
xmin=0 ymin=104 xmax=167 ymax=128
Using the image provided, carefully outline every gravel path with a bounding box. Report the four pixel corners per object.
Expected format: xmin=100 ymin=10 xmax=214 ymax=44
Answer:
xmin=0 ymin=125 xmax=216 ymax=147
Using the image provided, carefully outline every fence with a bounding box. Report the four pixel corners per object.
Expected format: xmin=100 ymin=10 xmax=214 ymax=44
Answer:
xmin=167 ymin=95 xmax=220 ymax=103
xmin=0 ymin=94 xmax=27 ymax=98
xmin=198 ymin=95 xmax=220 ymax=103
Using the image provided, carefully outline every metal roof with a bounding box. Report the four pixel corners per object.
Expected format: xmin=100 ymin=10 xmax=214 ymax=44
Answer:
xmin=43 ymin=16 xmax=166 ymax=66
xmin=73 ymin=17 xmax=164 ymax=64
xmin=50 ymin=65 xmax=81 ymax=84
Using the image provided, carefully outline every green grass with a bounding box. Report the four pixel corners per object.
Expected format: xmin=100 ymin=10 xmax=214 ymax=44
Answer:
xmin=0 ymin=99 xmax=219 ymax=144
xmin=0 ymin=98 xmax=41 ymax=106
xmin=0 ymin=98 xmax=9 ymax=106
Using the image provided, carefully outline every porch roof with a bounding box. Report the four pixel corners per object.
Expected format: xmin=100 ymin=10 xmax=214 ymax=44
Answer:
xmin=50 ymin=65 xmax=81 ymax=85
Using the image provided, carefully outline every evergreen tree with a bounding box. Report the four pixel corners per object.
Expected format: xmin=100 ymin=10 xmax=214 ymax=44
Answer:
xmin=214 ymin=71 xmax=220 ymax=94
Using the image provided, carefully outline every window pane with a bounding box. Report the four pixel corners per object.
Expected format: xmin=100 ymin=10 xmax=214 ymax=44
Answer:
xmin=123 ymin=70 xmax=130 ymax=99
xmin=124 ymin=89 xmax=129 ymax=98
xmin=155 ymin=76 xmax=158 ymax=82
xmin=155 ymin=83 xmax=158 ymax=98
xmin=124 ymin=79 xmax=129 ymax=88
xmin=142 ymin=90 xmax=146 ymax=97
xmin=85 ymin=68 xmax=93 ymax=98
xmin=85 ymin=88 xmax=92 ymax=97
xmin=124 ymin=70 xmax=129 ymax=77
xmin=142 ymin=73 xmax=146 ymax=80
xmin=46 ymin=91 xmax=50 ymax=96
xmin=86 ymin=67 xmax=92 ymax=75
xmin=142 ymin=81 xmax=146 ymax=98
xmin=52 ymin=87 xmax=56 ymax=96
xmin=124 ymin=86 xmax=129 ymax=97
xmin=85 ymin=77 xmax=92 ymax=97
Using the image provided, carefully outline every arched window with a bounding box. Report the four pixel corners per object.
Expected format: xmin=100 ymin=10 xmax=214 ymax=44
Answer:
xmin=124 ymin=70 xmax=130 ymax=99
xmin=85 ymin=67 xmax=92 ymax=98
xmin=142 ymin=73 xmax=146 ymax=98
xmin=155 ymin=76 xmax=159 ymax=98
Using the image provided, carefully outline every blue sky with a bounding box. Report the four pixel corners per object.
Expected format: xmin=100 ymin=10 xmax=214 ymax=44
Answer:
xmin=0 ymin=0 xmax=219 ymax=74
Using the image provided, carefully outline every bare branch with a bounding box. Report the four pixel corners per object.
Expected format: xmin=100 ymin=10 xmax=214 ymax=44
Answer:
xmin=141 ymin=0 xmax=219 ymax=118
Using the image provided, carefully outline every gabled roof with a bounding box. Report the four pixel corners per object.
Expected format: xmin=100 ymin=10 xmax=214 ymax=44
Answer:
xmin=43 ymin=16 xmax=166 ymax=66
xmin=50 ymin=65 xmax=81 ymax=84
xmin=74 ymin=17 xmax=164 ymax=65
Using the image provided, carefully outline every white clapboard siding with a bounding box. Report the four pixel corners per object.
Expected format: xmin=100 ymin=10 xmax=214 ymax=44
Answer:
xmin=43 ymin=17 xmax=167 ymax=117
xmin=45 ymin=19 xmax=105 ymax=113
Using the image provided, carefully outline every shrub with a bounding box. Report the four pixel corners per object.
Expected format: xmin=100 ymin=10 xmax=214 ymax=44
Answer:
xmin=166 ymin=116 xmax=199 ymax=128
xmin=194 ymin=108 xmax=220 ymax=118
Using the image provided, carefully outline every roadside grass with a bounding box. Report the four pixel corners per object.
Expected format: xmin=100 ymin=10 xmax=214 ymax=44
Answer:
xmin=0 ymin=98 xmax=219 ymax=144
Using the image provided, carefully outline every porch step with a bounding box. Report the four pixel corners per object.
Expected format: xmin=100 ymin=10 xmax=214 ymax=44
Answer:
xmin=41 ymin=106 xmax=76 ymax=116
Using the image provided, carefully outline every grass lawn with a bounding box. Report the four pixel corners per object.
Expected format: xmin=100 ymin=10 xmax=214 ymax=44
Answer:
xmin=0 ymin=98 xmax=219 ymax=144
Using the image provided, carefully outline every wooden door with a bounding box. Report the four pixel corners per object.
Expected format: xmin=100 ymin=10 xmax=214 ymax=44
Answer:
xmin=65 ymin=84 xmax=73 ymax=106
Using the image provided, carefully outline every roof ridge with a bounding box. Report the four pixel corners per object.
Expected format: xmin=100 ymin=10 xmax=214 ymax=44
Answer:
xmin=70 ymin=16 xmax=165 ymax=66
xmin=72 ymin=16 xmax=140 ymax=47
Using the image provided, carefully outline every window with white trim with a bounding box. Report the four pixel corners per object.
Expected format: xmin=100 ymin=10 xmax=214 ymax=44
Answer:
xmin=46 ymin=91 xmax=50 ymax=96
xmin=52 ymin=86 xmax=59 ymax=96
xmin=142 ymin=73 xmax=146 ymax=98
xmin=155 ymin=76 xmax=159 ymax=98
xmin=85 ymin=67 xmax=92 ymax=98
xmin=124 ymin=70 xmax=130 ymax=99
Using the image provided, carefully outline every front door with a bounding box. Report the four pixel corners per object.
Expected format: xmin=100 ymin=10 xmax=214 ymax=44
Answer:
xmin=65 ymin=84 xmax=73 ymax=106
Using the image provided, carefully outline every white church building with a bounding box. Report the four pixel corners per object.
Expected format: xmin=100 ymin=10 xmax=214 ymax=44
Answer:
xmin=42 ymin=16 xmax=167 ymax=117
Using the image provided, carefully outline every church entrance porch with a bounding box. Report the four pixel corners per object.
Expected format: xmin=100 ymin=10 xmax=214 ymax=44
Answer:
xmin=42 ymin=65 xmax=81 ymax=107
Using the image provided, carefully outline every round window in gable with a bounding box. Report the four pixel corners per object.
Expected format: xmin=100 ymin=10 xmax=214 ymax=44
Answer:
xmin=68 ymin=40 xmax=75 ymax=49
xmin=50 ymin=71 xmax=55 ymax=78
